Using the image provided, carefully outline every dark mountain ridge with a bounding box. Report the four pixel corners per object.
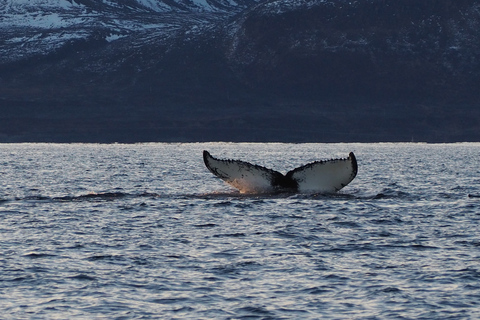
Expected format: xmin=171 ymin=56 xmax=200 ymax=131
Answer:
xmin=228 ymin=0 xmax=480 ymax=101
xmin=0 ymin=0 xmax=479 ymax=142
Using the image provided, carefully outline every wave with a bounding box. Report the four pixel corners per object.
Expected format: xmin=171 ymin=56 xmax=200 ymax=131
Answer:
xmin=3 ymin=187 xmax=472 ymax=204
xmin=9 ymin=191 xmax=160 ymax=203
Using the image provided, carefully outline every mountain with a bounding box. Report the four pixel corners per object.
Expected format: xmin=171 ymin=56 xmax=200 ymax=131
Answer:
xmin=1 ymin=0 xmax=479 ymax=142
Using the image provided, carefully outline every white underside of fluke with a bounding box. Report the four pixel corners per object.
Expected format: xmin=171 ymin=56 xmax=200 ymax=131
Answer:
xmin=287 ymin=156 xmax=357 ymax=193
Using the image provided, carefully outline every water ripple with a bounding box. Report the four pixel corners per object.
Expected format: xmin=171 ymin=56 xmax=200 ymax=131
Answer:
xmin=1 ymin=143 xmax=480 ymax=319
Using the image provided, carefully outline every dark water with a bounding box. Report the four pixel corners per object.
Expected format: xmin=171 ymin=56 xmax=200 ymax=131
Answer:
xmin=1 ymin=143 xmax=479 ymax=319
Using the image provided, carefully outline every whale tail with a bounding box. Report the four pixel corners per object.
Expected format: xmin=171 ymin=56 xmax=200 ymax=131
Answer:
xmin=203 ymin=150 xmax=357 ymax=194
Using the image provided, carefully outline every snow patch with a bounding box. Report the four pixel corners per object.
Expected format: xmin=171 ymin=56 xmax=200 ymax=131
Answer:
xmin=136 ymin=0 xmax=171 ymax=11
xmin=0 ymin=12 xmax=93 ymax=29
xmin=191 ymin=0 xmax=216 ymax=12
xmin=1 ymin=0 xmax=80 ymax=12
xmin=105 ymin=33 xmax=126 ymax=42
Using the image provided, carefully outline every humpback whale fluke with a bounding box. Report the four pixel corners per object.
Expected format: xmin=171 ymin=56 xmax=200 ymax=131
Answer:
xmin=203 ymin=150 xmax=357 ymax=194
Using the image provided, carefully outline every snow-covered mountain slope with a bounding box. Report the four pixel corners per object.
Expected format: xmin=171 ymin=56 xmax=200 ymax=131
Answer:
xmin=1 ymin=0 xmax=253 ymax=14
xmin=0 ymin=0 xmax=257 ymax=64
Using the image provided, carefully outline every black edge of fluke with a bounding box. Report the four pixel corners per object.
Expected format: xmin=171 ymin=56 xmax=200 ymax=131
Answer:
xmin=203 ymin=150 xmax=212 ymax=162
xmin=203 ymin=150 xmax=214 ymax=174
xmin=203 ymin=150 xmax=209 ymax=166
xmin=349 ymin=152 xmax=358 ymax=178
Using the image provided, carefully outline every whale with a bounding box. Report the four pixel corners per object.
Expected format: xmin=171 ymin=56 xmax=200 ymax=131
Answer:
xmin=203 ymin=150 xmax=357 ymax=194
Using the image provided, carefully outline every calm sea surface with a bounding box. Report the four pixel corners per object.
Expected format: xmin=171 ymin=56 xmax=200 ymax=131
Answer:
xmin=1 ymin=143 xmax=479 ymax=319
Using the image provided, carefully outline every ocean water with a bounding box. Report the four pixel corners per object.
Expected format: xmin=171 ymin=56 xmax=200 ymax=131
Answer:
xmin=0 ymin=142 xmax=479 ymax=319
